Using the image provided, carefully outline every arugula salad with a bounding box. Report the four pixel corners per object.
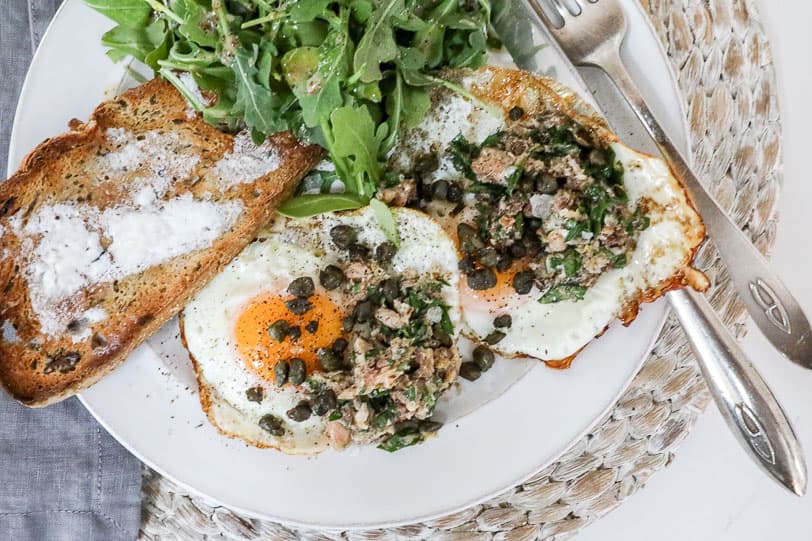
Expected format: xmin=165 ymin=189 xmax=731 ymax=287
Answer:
xmin=88 ymin=0 xmax=494 ymax=215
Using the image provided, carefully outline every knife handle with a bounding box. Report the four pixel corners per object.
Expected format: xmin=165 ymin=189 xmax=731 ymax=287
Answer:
xmin=668 ymin=288 xmax=807 ymax=495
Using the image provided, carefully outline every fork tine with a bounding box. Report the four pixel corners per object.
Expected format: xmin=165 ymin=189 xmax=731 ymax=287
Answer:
xmin=550 ymin=0 xmax=571 ymax=20
xmin=527 ymin=0 xmax=564 ymax=29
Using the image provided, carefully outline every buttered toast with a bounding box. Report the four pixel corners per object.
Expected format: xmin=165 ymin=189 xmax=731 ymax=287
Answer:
xmin=0 ymin=79 xmax=322 ymax=406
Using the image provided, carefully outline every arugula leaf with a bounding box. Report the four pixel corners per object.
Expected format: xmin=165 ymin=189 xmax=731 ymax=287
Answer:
xmin=411 ymin=0 xmax=459 ymax=68
xmin=290 ymin=0 xmax=332 ymax=22
xmin=330 ymin=105 xmax=385 ymax=197
xmin=401 ymin=84 xmax=431 ymax=130
xmin=232 ymin=45 xmax=284 ymax=136
xmin=100 ymin=19 xmax=167 ymax=68
xmin=86 ymin=0 xmax=152 ymax=28
xmin=176 ymin=0 xmax=219 ymax=47
xmin=295 ymin=12 xmax=349 ymax=128
xmin=278 ymin=194 xmax=366 ymax=218
xmin=353 ymin=0 xmax=405 ymax=83
xmin=370 ymin=198 xmax=400 ymax=247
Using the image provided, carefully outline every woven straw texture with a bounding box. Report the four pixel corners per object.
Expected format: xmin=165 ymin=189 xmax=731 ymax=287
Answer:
xmin=139 ymin=0 xmax=782 ymax=538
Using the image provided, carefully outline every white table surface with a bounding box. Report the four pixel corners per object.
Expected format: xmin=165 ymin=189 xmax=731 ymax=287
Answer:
xmin=579 ymin=1 xmax=812 ymax=539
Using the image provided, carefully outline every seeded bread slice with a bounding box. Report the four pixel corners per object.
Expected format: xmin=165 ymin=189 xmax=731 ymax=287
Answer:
xmin=0 ymin=79 xmax=322 ymax=406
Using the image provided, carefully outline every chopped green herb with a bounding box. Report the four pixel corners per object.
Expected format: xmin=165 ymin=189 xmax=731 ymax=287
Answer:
xmin=539 ymin=284 xmax=587 ymax=304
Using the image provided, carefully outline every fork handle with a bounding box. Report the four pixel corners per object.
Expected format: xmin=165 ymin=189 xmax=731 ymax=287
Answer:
xmin=668 ymin=288 xmax=807 ymax=495
xmin=597 ymin=54 xmax=812 ymax=368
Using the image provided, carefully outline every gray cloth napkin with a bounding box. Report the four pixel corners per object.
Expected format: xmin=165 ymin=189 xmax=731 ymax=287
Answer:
xmin=1 ymin=1 xmax=142 ymax=539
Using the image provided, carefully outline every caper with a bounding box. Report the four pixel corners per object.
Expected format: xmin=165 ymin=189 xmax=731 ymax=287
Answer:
xmin=467 ymin=268 xmax=497 ymax=290
xmin=320 ymin=265 xmax=346 ymax=290
xmin=509 ymin=106 xmax=525 ymax=121
xmin=459 ymin=362 xmax=482 ymax=381
xmin=332 ymin=337 xmax=348 ymax=354
xmin=353 ymin=300 xmax=375 ymax=323
xmin=286 ymin=401 xmax=312 ymax=422
xmin=287 ymin=276 xmax=315 ymax=298
xmin=457 ymin=223 xmax=484 ymax=253
xmin=446 ymin=183 xmax=463 ymax=203
xmin=347 ymin=243 xmax=370 ymax=262
xmin=493 ymin=314 xmax=512 ymax=328
xmin=342 ymin=315 xmax=355 ymax=332
xmin=432 ymin=325 xmax=453 ymax=347
xmin=513 ymin=270 xmax=535 ymax=295
xmin=289 ymin=358 xmax=307 ymax=385
xmin=519 ymin=177 xmax=535 ymax=193
xmin=305 ymin=320 xmax=319 ymax=334
xmin=246 ymin=386 xmax=264 ymax=403
xmin=430 ymin=180 xmax=449 ymax=200
xmin=268 ymin=319 xmax=290 ymax=342
xmin=588 ymin=148 xmax=608 ymax=166
xmin=523 ymin=234 xmax=542 ymax=257
xmin=414 ymin=152 xmax=440 ymax=174
xmin=458 ymin=256 xmax=476 ymax=275
xmin=509 ymin=242 xmax=527 ymax=259
xmin=477 ymin=246 xmax=499 ymax=268
xmin=285 ymin=297 xmax=313 ymax=315
xmin=330 ymin=225 xmax=357 ymax=249
xmin=317 ymin=347 xmax=342 ymax=371
xmin=535 ymin=174 xmax=558 ymax=194
xmin=495 ymin=254 xmax=513 ymax=272
xmin=287 ymin=325 xmax=302 ymax=340
xmin=485 ymin=330 xmax=506 ymax=345
xmin=380 ymin=278 xmax=400 ymax=304
xmin=312 ymin=389 xmax=337 ymax=416
xmin=419 ymin=419 xmax=443 ymax=433
xmin=472 ymin=346 xmax=495 ymax=371
xmin=258 ymin=414 xmax=285 ymax=436
xmin=274 ymin=360 xmax=289 ymax=386
xmin=376 ymin=242 xmax=397 ymax=263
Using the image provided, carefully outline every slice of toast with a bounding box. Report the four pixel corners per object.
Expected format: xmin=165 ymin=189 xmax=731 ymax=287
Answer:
xmin=0 ymin=79 xmax=322 ymax=406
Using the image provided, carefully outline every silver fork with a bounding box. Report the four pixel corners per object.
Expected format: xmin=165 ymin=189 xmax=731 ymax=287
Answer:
xmin=527 ymin=0 xmax=807 ymax=495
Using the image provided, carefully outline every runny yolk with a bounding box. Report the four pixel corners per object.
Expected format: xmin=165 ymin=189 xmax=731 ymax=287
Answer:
xmin=462 ymin=266 xmax=520 ymax=306
xmin=234 ymin=292 xmax=344 ymax=384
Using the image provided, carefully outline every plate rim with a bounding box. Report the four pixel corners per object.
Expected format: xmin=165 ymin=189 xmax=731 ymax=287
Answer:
xmin=7 ymin=0 xmax=688 ymax=529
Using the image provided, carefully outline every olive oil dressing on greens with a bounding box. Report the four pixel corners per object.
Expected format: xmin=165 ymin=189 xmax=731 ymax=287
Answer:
xmin=90 ymin=0 xmax=493 ymax=215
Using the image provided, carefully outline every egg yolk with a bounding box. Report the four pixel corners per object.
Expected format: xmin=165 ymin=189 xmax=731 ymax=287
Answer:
xmin=234 ymin=292 xmax=344 ymax=384
xmin=462 ymin=266 xmax=520 ymax=307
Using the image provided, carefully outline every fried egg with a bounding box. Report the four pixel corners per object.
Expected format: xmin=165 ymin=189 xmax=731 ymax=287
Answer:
xmin=390 ymin=66 xmax=707 ymax=365
xmin=181 ymin=207 xmax=460 ymax=453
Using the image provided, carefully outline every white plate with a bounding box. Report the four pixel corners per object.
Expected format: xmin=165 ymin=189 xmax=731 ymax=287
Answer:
xmin=7 ymin=0 xmax=688 ymax=529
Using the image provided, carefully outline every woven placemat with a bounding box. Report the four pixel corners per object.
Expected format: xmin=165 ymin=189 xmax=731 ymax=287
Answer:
xmin=139 ymin=0 xmax=782 ymax=538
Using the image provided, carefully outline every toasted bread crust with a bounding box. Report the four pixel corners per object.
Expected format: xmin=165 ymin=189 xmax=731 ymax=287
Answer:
xmin=0 ymin=79 xmax=322 ymax=406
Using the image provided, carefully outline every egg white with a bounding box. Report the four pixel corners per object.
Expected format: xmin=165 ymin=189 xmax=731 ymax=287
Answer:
xmin=182 ymin=207 xmax=460 ymax=453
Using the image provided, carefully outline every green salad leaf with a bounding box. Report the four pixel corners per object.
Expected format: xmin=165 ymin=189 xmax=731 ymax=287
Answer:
xmin=278 ymin=194 xmax=366 ymax=218
xmin=370 ymin=198 xmax=399 ymax=247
